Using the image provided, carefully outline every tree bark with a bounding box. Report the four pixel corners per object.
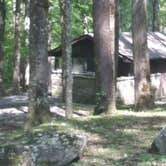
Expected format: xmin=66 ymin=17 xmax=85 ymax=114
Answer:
xmin=132 ymin=0 xmax=154 ymax=110
xmin=22 ymin=0 xmax=30 ymax=91
xmin=25 ymin=0 xmax=51 ymax=131
xmin=13 ymin=0 xmax=21 ymax=94
xmin=152 ymin=0 xmax=160 ymax=31
xmin=0 ymin=0 xmax=5 ymax=96
xmin=93 ymin=0 xmax=117 ymax=114
xmin=59 ymin=0 xmax=73 ymax=118
xmin=59 ymin=0 xmax=66 ymax=103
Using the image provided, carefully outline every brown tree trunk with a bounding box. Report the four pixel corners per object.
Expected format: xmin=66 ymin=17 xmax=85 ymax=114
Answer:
xmin=59 ymin=0 xmax=73 ymax=118
xmin=152 ymin=0 xmax=160 ymax=31
xmin=132 ymin=0 xmax=154 ymax=110
xmin=115 ymin=0 xmax=119 ymax=92
xmin=25 ymin=0 xmax=51 ymax=131
xmin=13 ymin=0 xmax=21 ymax=94
xmin=93 ymin=0 xmax=117 ymax=114
xmin=0 ymin=0 xmax=5 ymax=96
xmin=59 ymin=0 xmax=65 ymax=102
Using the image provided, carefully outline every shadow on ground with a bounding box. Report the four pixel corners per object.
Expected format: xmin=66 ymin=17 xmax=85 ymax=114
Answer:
xmin=64 ymin=113 xmax=166 ymax=165
xmin=0 ymin=101 xmax=166 ymax=166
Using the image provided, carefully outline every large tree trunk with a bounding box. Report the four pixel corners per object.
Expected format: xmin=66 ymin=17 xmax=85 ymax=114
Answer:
xmin=93 ymin=0 xmax=117 ymax=114
xmin=12 ymin=0 xmax=21 ymax=94
xmin=152 ymin=0 xmax=160 ymax=31
xmin=25 ymin=0 xmax=51 ymax=131
xmin=132 ymin=0 xmax=154 ymax=110
xmin=59 ymin=0 xmax=73 ymax=118
xmin=0 ymin=0 xmax=5 ymax=96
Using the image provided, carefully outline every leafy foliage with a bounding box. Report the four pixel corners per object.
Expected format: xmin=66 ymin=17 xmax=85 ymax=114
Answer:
xmin=3 ymin=0 xmax=14 ymax=87
xmin=2 ymin=0 xmax=166 ymax=88
xmin=160 ymin=0 xmax=166 ymax=31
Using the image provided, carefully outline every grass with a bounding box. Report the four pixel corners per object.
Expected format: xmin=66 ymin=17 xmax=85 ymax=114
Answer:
xmin=67 ymin=115 xmax=166 ymax=166
xmin=67 ymin=104 xmax=166 ymax=166
xmin=1 ymin=104 xmax=166 ymax=166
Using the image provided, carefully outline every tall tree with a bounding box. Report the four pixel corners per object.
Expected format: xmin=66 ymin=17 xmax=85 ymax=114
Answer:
xmin=132 ymin=0 xmax=154 ymax=110
xmin=0 ymin=0 xmax=5 ymax=96
xmin=20 ymin=0 xmax=30 ymax=91
xmin=93 ymin=0 xmax=118 ymax=114
xmin=152 ymin=0 xmax=160 ymax=31
xmin=24 ymin=0 xmax=30 ymax=46
xmin=12 ymin=0 xmax=21 ymax=94
xmin=25 ymin=0 xmax=51 ymax=130
xmin=59 ymin=0 xmax=73 ymax=118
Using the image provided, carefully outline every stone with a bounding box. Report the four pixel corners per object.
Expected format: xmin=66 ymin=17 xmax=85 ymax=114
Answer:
xmin=149 ymin=127 xmax=166 ymax=154
xmin=0 ymin=129 xmax=87 ymax=166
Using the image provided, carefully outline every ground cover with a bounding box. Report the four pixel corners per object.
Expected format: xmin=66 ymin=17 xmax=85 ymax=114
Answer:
xmin=0 ymin=103 xmax=166 ymax=165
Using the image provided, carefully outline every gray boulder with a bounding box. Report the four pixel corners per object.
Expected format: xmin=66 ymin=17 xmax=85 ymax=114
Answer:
xmin=149 ymin=127 xmax=166 ymax=155
xmin=0 ymin=129 xmax=87 ymax=166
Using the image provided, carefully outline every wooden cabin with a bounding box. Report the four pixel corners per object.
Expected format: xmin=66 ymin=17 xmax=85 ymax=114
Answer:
xmin=49 ymin=32 xmax=166 ymax=76
xmin=48 ymin=32 xmax=166 ymax=104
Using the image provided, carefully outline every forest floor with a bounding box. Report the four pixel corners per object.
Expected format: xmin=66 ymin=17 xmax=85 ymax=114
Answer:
xmin=69 ymin=104 xmax=166 ymax=166
xmin=0 ymin=100 xmax=166 ymax=166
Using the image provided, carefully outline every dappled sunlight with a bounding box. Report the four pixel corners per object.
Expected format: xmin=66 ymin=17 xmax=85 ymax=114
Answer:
xmin=64 ymin=107 xmax=166 ymax=165
xmin=115 ymin=110 xmax=166 ymax=117
xmin=0 ymin=102 xmax=166 ymax=165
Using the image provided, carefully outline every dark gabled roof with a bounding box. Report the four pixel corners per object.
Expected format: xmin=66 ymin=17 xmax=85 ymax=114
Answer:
xmin=49 ymin=32 xmax=166 ymax=60
xmin=119 ymin=32 xmax=166 ymax=60
xmin=48 ymin=34 xmax=93 ymax=57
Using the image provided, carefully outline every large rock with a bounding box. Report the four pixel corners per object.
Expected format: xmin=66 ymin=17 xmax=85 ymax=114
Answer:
xmin=0 ymin=129 xmax=87 ymax=166
xmin=149 ymin=127 xmax=166 ymax=154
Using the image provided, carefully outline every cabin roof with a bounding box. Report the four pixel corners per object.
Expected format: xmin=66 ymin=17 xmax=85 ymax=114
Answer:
xmin=48 ymin=34 xmax=93 ymax=57
xmin=119 ymin=32 xmax=166 ymax=60
xmin=49 ymin=32 xmax=166 ymax=60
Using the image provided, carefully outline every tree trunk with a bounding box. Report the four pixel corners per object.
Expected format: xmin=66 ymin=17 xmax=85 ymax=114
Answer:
xmin=132 ymin=0 xmax=154 ymax=110
xmin=13 ymin=0 xmax=21 ymax=94
xmin=152 ymin=0 xmax=160 ymax=31
xmin=24 ymin=0 xmax=30 ymax=45
xmin=21 ymin=0 xmax=30 ymax=91
xmin=115 ymin=0 xmax=119 ymax=92
xmin=93 ymin=0 xmax=117 ymax=114
xmin=0 ymin=0 xmax=5 ymax=96
xmin=59 ymin=0 xmax=73 ymax=118
xmin=82 ymin=15 xmax=89 ymax=34
xmin=25 ymin=0 xmax=51 ymax=131
xmin=59 ymin=0 xmax=65 ymax=103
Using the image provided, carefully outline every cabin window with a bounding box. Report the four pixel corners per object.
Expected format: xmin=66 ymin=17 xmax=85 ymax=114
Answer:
xmin=72 ymin=57 xmax=87 ymax=74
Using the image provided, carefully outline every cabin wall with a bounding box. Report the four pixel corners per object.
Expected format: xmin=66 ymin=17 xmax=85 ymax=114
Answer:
xmin=118 ymin=59 xmax=133 ymax=76
xmin=116 ymin=73 xmax=166 ymax=104
xmin=51 ymin=71 xmax=166 ymax=105
xmin=51 ymin=71 xmax=96 ymax=104
xmin=150 ymin=59 xmax=166 ymax=73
